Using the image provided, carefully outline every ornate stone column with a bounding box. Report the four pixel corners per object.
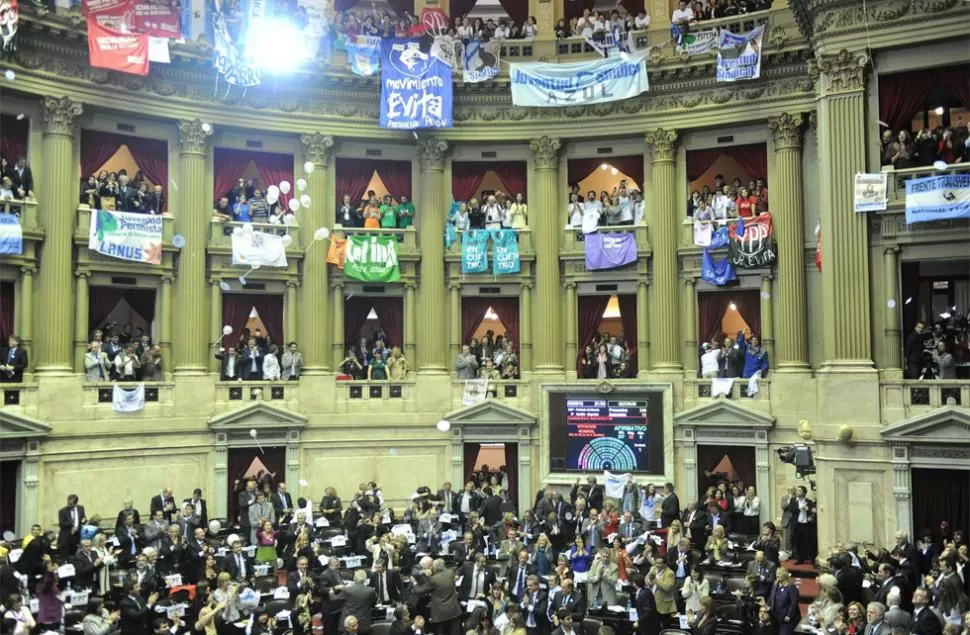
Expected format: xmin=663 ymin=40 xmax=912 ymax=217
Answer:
xmin=760 ymin=274 xmax=775 ymax=362
xmin=159 ymin=276 xmax=173 ymax=374
xmin=644 ymin=129 xmax=681 ymax=370
xmin=18 ymin=267 xmax=35 ymax=356
xmin=636 ymin=279 xmax=650 ymax=376
xmin=286 ymin=281 xmax=299 ymax=345
xmin=519 ymin=282 xmax=533 ymax=373
xmin=563 ymin=282 xmax=576 ymax=379
xmin=332 ymin=282 xmax=345 ymax=371
xmin=35 ymin=96 xmax=82 ymax=374
xmin=208 ymin=279 xmax=222 ymax=374
xmin=73 ymin=272 xmax=89 ymax=373
xmin=883 ymin=246 xmax=902 ymax=371
xmin=416 ymin=136 xmax=449 ymax=373
xmin=300 ymin=133 xmax=334 ymax=373
xmin=530 ymin=136 xmax=563 ymax=374
xmin=173 ymin=120 xmax=212 ymax=375
xmin=448 ymin=284 xmax=460 ymax=371
xmin=768 ymin=113 xmax=810 ymax=372
xmin=809 ymin=51 xmax=874 ymax=368
xmin=683 ymin=278 xmax=698 ymax=373
xmin=405 ymin=282 xmax=417 ymax=367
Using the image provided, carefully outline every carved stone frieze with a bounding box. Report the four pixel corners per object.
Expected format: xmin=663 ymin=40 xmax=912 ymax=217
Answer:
xmin=41 ymin=95 xmax=82 ymax=135
xmin=416 ymin=136 xmax=448 ymax=171
xmin=769 ymin=112 xmax=805 ymax=150
xmin=178 ymin=119 xmax=213 ymax=155
xmin=792 ymin=0 xmax=961 ymax=38
xmin=301 ymin=132 xmax=335 ymax=167
xmin=529 ymin=136 xmax=561 ymax=170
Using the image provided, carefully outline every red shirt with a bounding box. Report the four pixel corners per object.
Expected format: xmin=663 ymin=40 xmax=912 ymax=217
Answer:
xmin=736 ymin=196 xmax=757 ymax=218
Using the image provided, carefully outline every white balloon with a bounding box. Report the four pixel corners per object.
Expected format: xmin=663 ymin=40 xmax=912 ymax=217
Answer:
xmin=933 ymin=160 xmax=948 ymax=171
xmin=267 ymin=185 xmax=280 ymax=198
xmin=300 ymin=194 xmax=311 ymax=208
xmin=242 ymin=223 xmax=254 ymax=235
xmin=296 ymin=178 xmax=307 ymax=192
xmin=283 ymin=214 xmax=297 ymax=226
xmin=222 ymin=325 xmax=233 ymax=336
xmin=313 ymin=227 xmax=330 ymax=241
xmin=288 ymin=198 xmax=301 ymax=212
xmin=227 ymin=533 xmax=240 ymax=546
xmin=208 ymin=520 xmax=221 ymax=533
xmin=436 ymin=419 xmax=451 ymax=432
xmin=280 ymin=181 xmax=291 ymax=194
xmin=281 ymin=234 xmax=294 ymax=247
xmin=252 ymin=263 xmax=261 ymax=270
xmin=299 ymin=479 xmax=309 ymax=487
xmin=304 ymin=161 xmax=315 ymax=174
xmin=249 ymin=428 xmax=257 ymax=438
xmin=266 ymin=191 xmax=279 ymax=205
xmin=233 ymin=226 xmax=243 ymax=237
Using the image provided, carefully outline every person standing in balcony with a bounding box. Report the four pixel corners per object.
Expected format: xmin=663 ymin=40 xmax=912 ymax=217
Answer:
xmin=388 ymin=347 xmax=410 ymax=380
xmin=233 ymin=193 xmax=251 ymax=223
xmin=397 ymin=195 xmax=415 ymax=228
xmin=281 ymin=342 xmax=303 ymax=380
xmin=508 ymin=193 xmax=528 ymax=229
xmin=484 ymin=195 xmax=503 ymax=230
xmin=263 ymin=345 xmax=282 ymax=381
xmin=889 ymin=131 xmax=916 ymax=170
xmin=737 ymin=332 xmax=769 ymax=379
xmin=380 ymin=195 xmax=398 ymax=229
xmin=249 ymin=189 xmax=269 ymax=222
xmin=339 ymin=194 xmax=361 ymax=227
xmin=241 ymin=337 xmax=264 ymax=381
xmin=362 ymin=194 xmax=381 ymax=229
xmin=933 ymin=341 xmax=956 ymax=379
xmin=904 ymin=321 xmax=927 ymax=379
xmin=456 ymin=345 xmax=479 ymax=380
xmin=1 ymin=335 xmax=28 ymax=383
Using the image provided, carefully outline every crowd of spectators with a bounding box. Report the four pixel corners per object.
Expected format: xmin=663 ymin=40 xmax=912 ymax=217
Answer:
xmin=0 ymin=155 xmax=35 ymax=214
xmin=338 ymin=330 xmax=410 ymax=381
xmin=455 ymin=330 xmax=520 ymax=381
xmin=79 ymin=169 xmax=165 ymax=214
xmin=578 ymin=332 xmax=635 ymax=379
xmin=670 ymin=0 xmax=773 ymax=26
xmin=215 ymin=327 xmax=304 ymax=382
xmin=903 ymin=311 xmax=969 ymax=380
xmin=212 ymin=178 xmax=296 ymax=229
xmin=688 ymin=174 xmax=769 ymax=221
xmin=698 ymin=330 xmax=769 ymax=380
xmin=83 ymin=322 xmax=165 ymax=382
xmin=337 ymin=189 xmax=415 ymax=230
xmin=449 ymin=192 xmax=528 ymax=232
xmin=881 ymin=126 xmax=970 ymax=169
xmin=566 ymin=181 xmax=645 ymax=230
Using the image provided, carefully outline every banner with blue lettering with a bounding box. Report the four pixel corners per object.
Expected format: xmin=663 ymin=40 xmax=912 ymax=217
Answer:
xmin=462 ymin=39 xmax=501 ymax=83
xmin=461 ymin=229 xmax=489 ymax=274
xmin=490 ymin=229 xmax=520 ymax=275
xmin=380 ymin=38 xmax=453 ymax=129
xmin=715 ymin=24 xmax=764 ymax=82
xmin=509 ymin=53 xmax=648 ymax=107
xmin=348 ymin=35 xmax=382 ymax=76
xmin=701 ymin=248 xmax=736 ymax=286
xmin=905 ymin=174 xmax=970 ymax=224
xmin=88 ymin=209 xmax=163 ymax=264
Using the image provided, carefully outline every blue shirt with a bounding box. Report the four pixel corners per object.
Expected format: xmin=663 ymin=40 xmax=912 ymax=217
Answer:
xmin=738 ymin=334 xmax=769 ymax=378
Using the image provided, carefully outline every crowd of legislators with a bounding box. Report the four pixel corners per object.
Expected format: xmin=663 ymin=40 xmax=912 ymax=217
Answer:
xmin=903 ymin=311 xmax=970 ymax=380
xmin=212 ymin=178 xmax=296 ymax=227
xmin=0 ymin=463 xmax=967 ymax=635
xmin=0 ymin=156 xmax=35 ymax=215
xmin=578 ymin=333 xmax=636 ymax=379
xmin=566 ymin=182 xmax=645 ymax=230
xmin=216 ymin=328 xmax=304 ymax=382
xmin=337 ymin=189 xmax=415 ymax=230
xmin=688 ymin=175 xmax=769 ymax=222
xmin=338 ymin=329 xmax=410 ymax=381
xmin=670 ymin=0 xmax=773 ymax=26
xmin=79 ymin=170 xmax=166 ymax=215
xmin=698 ymin=330 xmax=769 ymax=380
xmin=455 ymin=330 xmax=520 ymax=382
xmin=83 ymin=323 xmax=165 ymax=382
xmin=449 ymin=192 xmax=528 ymax=232
xmin=880 ymin=126 xmax=970 ymax=169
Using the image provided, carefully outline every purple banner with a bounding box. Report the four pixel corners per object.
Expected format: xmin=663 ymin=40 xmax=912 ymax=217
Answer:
xmin=584 ymin=232 xmax=638 ymax=270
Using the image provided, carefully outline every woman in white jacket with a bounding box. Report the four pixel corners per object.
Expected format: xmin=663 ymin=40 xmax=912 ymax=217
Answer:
xmin=262 ymin=345 xmax=281 ymax=381
xmin=681 ymin=568 xmax=710 ymax=614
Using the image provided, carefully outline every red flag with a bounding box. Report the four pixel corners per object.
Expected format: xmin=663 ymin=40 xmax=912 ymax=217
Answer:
xmin=421 ymin=7 xmax=448 ymax=35
xmin=87 ymin=17 xmax=150 ymax=75
xmin=132 ymin=0 xmax=180 ymax=38
xmin=82 ymin=0 xmax=130 ymax=16
xmin=814 ymin=219 xmax=822 ymax=272
xmin=0 ymin=0 xmax=19 ymax=52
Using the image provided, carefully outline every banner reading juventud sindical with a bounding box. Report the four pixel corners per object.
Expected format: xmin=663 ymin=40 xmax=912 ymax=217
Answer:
xmin=89 ymin=209 xmax=162 ymax=264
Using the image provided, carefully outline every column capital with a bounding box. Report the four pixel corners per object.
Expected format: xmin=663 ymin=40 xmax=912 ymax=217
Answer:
xmin=447 ymin=283 xmax=460 ymax=291
xmin=417 ymin=136 xmax=448 ymax=171
xmin=769 ymin=113 xmax=805 ymax=151
xmin=286 ymin=279 xmax=300 ymax=289
xmin=644 ymin=129 xmax=678 ymax=163
xmin=529 ymin=136 xmax=562 ymax=170
xmin=21 ymin=266 xmax=37 ymax=276
xmin=178 ymin=119 xmax=213 ymax=155
xmin=684 ymin=277 xmax=696 ymax=288
xmin=883 ymin=245 xmax=900 ymax=256
xmin=520 ymin=281 xmax=533 ymax=291
xmin=333 ymin=281 xmax=346 ymax=290
xmin=41 ymin=96 xmax=83 ymax=136
xmin=301 ymin=132 xmax=335 ymax=167
xmin=208 ymin=277 xmax=223 ymax=286
xmin=637 ymin=279 xmax=649 ymax=289
xmin=160 ymin=275 xmax=174 ymax=284
xmin=761 ymin=273 xmax=774 ymax=283
xmin=808 ymin=49 xmax=869 ymax=95
xmin=406 ymin=281 xmax=418 ymax=291
xmin=563 ymin=281 xmax=576 ymax=290
xmin=74 ymin=271 xmax=90 ymax=279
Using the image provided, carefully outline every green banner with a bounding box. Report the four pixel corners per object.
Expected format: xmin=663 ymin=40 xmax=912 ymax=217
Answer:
xmin=344 ymin=234 xmax=401 ymax=282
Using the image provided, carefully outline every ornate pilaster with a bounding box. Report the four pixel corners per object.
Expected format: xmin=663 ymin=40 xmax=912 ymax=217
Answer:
xmin=208 ymin=279 xmax=223 ymax=373
xmin=448 ymin=284 xmax=460 ymax=371
xmin=404 ymin=282 xmax=417 ymax=366
xmin=416 ymin=136 xmax=449 ymax=373
xmin=332 ymin=282 xmax=346 ymax=371
xmin=35 ymin=96 xmax=82 ymax=375
xmin=760 ymin=274 xmax=775 ymax=362
xmin=644 ymin=129 xmax=681 ymax=370
xmin=636 ymin=280 xmax=650 ymax=376
xmin=300 ymin=133 xmax=335 ymax=373
xmin=809 ymin=50 xmax=874 ymax=369
xmin=768 ymin=113 xmax=810 ymax=372
xmin=563 ymin=281 xmax=576 ymax=379
xmin=18 ymin=267 xmax=35 ymax=355
xmin=285 ymin=281 xmax=299 ymax=346
xmin=519 ymin=282 xmax=533 ymax=373
xmin=530 ymin=136 xmax=563 ymax=374
xmin=883 ymin=246 xmax=902 ymax=371
xmin=173 ymin=119 xmax=212 ymax=375
xmin=73 ymin=272 xmax=90 ymax=374
xmin=683 ymin=278 xmax=698 ymax=373
xmin=159 ymin=276 xmax=173 ymax=375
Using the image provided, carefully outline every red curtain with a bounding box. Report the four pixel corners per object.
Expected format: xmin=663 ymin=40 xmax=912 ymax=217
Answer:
xmin=492 ymin=162 xmax=528 ymax=198
xmin=576 ymin=295 xmax=610 ymax=371
xmin=250 ymin=294 xmax=285 ymax=346
xmin=253 ymin=152 xmax=294 ymax=199
xmin=617 ymin=294 xmax=637 ymax=370
xmin=696 ymin=445 xmax=755 ymax=493
xmin=0 ymin=114 xmax=29 ymax=166
xmin=378 ymin=161 xmax=412 ymax=201
xmin=912 ymin=469 xmax=969 ymax=542
xmin=567 ymin=156 xmax=643 ymax=189
xmin=213 ymin=148 xmax=256 ymax=201
xmin=490 ymin=298 xmax=519 ymax=349
xmin=461 ymin=296 xmax=495 ymax=344
xmin=452 ymin=162 xmax=489 ymax=203
xmin=124 ymin=136 xmax=169 ymax=211
xmin=221 ymin=294 xmax=254 ymax=348
xmin=733 ymin=290 xmax=761 ymax=339
xmin=88 ymin=286 xmax=127 ymax=333
xmin=336 ymin=158 xmax=379 ymax=209
xmin=726 ymin=144 xmax=768 ymax=183
xmin=123 ymin=289 xmax=157 ymax=325
xmin=504 ymin=444 xmax=518 ymax=511
xmin=878 ymin=68 xmax=964 ymax=133
xmin=463 ymin=443 xmax=482 ymax=484
xmin=686 ymin=148 xmax=724 ymax=183
xmin=698 ymin=292 xmax=733 ymax=343
xmin=373 ymin=297 xmax=404 ymax=349
xmin=618 ymin=0 xmax=644 ymax=15
xmin=387 ymin=0 xmax=414 ymax=18
xmin=564 ymin=0 xmax=596 ymax=21
xmin=942 ymin=66 xmax=970 ymax=109
xmin=0 ymin=282 xmax=14 ymax=341
xmin=450 ymin=0 xmax=478 ymax=19
xmin=344 ymin=297 xmax=376 ymax=346
xmin=497 ymin=0 xmax=527 ymax=25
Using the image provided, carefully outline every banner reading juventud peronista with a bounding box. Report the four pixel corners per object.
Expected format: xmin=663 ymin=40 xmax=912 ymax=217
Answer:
xmin=89 ymin=209 xmax=162 ymax=263
xmin=510 ymin=53 xmax=648 ymax=107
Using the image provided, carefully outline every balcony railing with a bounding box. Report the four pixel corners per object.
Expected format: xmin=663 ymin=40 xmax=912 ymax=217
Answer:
xmin=883 ymin=162 xmax=970 ymax=204
xmin=76 ymin=205 xmax=175 ymax=243
xmin=1 ymin=383 xmax=39 ymax=416
xmin=1 ymin=198 xmax=39 ymax=234
xmin=562 ymin=223 xmax=649 ymax=253
xmin=214 ymin=380 xmax=299 ymax=407
xmin=209 ymin=220 xmax=301 ymax=248
xmin=334 ymin=225 xmax=419 ymax=256
xmin=679 ymin=215 xmax=743 ymax=248
xmin=335 ymin=380 xmax=417 ymax=411
xmin=450 ymin=380 xmax=532 ymax=408
xmin=445 ymin=227 xmax=533 ymax=257
xmin=81 ymin=381 xmax=175 ymax=418
xmin=684 ymin=377 xmax=771 ymax=402
xmin=881 ymin=380 xmax=969 ymax=420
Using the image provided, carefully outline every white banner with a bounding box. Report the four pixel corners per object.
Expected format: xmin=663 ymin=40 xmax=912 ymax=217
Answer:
xmin=604 ymin=470 xmax=632 ymax=499
xmin=112 ymin=383 xmax=145 ymax=412
xmin=854 ymin=173 xmax=888 ymax=213
xmin=462 ymin=379 xmax=489 ymax=405
xmin=231 ymin=231 xmax=288 ymax=268
xmin=461 ymin=39 xmax=501 ymax=83
xmin=510 ymin=53 xmax=648 ymax=107
xmin=716 ymin=24 xmax=764 ymax=82
xmin=677 ymin=28 xmax=717 ymax=56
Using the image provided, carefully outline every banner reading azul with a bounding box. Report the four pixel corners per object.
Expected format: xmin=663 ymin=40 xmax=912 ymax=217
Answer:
xmin=716 ymin=24 xmax=764 ymax=82
xmin=380 ymin=38 xmax=452 ymax=129
xmin=905 ymin=174 xmax=970 ymax=224
xmin=88 ymin=209 xmax=162 ymax=264
xmin=728 ymin=214 xmax=776 ymax=269
xmin=87 ymin=18 xmax=150 ymax=75
xmin=510 ymin=53 xmax=648 ymax=108
xmin=584 ymin=232 xmax=638 ymax=270
xmin=344 ymin=234 xmax=401 ymax=282
xmin=491 ymin=229 xmax=521 ymax=275
xmin=461 ymin=229 xmax=489 ymax=274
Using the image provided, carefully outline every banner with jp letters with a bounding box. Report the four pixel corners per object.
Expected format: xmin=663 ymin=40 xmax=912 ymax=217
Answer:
xmin=380 ymin=38 xmax=452 ymax=129
xmin=716 ymin=23 xmax=764 ymax=82
xmin=509 ymin=53 xmax=649 ymax=107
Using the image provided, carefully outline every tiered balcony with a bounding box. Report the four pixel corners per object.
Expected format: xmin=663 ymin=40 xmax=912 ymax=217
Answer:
xmin=880 ymin=380 xmax=970 ymax=421
xmin=334 ymin=380 xmax=418 ymax=413
xmin=80 ymin=381 xmax=176 ymax=418
xmin=449 ymin=380 xmax=532 ymax=410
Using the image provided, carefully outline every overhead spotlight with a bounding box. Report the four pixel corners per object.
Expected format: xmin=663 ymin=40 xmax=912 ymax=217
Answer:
xmin=600 ymin=163 xmax=609 ymax=170
xmin=934 ymin=106 xmax=944 ymax=115
xmin=245 ymin=19 xmax=309 ymax=71
xmin=728 ymin=302 xmax=737 ymax=311
xmin=610 ymin=167 xmax=618 ymax=175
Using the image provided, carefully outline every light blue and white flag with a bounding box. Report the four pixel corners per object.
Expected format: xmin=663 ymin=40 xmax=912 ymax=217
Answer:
xmin=112 ymin=383 xmax=145 ymax=412
xmin=715 ymin=23 xmax=764 ymax=82
xmin=510 ymin=53 xmax=648 ymax=107
xmin=491 ymin=229 xmax=520 ymax=275
xmin=462 ymin=39 xmax=500 ymax=83
xmin=461 ymin=229 xmax=489 ymax=274
xmin=347 ymin=34 xmax=381 ymax=76
xmin=0 ymin=213 xmax=23 ymax=255
xmin=604 ymin=471 xmax=632 ymax=499
xmin=232 ymin=230 xmax=288 ymax=268
xmin=905 ymin=174 xmax=970 ymax=224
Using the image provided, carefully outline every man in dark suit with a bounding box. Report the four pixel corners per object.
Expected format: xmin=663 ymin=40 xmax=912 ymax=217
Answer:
xmin=119 ymin=581 xmax=159 ymax=635
xmin=414 ymin=558 xmax=462 ymax=635
xmin=549 ymin=577 xmax=585 ymax=623
xmin=666 ymin=537 xmax=695 ymax=585
xmin=417 ymin=509 xmax=443 ymax=555
xmin=216 ymin=347 xmax=242 ymax=380
xmin=911 ymin=588 xmax=942 ymax=635
xmin=831 ymin=554 xmax=863 ymax=606
xmin=116 ymin=512 xmax=142 ymax=562
xmin=746 ymin=550 xmax=776 ymax=599
xmin=631 ymin=573 xmax=660 ymax=635
xmin=570 ymin=477 xmax=603 ymax=512
xmin=183 ymin=489 xmax=208 ymax=527
xmin=0 ymin=335 xmax=28 ymax=382
xmin=334 ymin=569 xmax=378 ymax=633
xmin=507 ymin=550 xmax=537 ymax=601
xmin=116 ymin=174 xmax=136 ymax=211
xmin=241 ymin=338 xmax=264 ymax=380
xmin=273 ymin=482 xmax=294 ymax=521
xmin=368 ymin=559 xmax=403 ymax=604
xmin=681 ymin=501 xmax=709 ymax=550
xmin=458 ymin=553 xmax=496 ymax=603
xmin=150 ymin=488 xmax=177 ymax=524
xmin=618 ymin=512 xmax=642 ymax=542
xmin=436 ymin=482 xmax=460 ymax=515
xmin=116 ymin=500 xmax=142 ymax=531
xmin=223 ymin=540 xmax=251 ymax=582
xmin=478 ymin=487 xmax=503 ymax=527
xmin=174 ymin=504 xmax=199 ymax=539
xmin=145 ymin=185 xmax=165 ymax=214
xmin=519 ymin=575 xmax=549 ymax=635
xmin=57 ymin=494 xmax=86 ymax=558
xmin=184 ymin=527 xmax=211 ymax=583
xmin=874 ymin=563 xmax=913 ymax=615
xmin=660 ymin=483 xmax=680 ymax=528
xmin=287 ymin=556 xmax=314 ymax=606
xmin=456 ymin=481 xmax=481 ymax=519
xmin=9 ymin=156 xmax=33 ymax=198
xmin=237 ymin=479 xmax=258 ymax=543
xmin=72 ymin=538 xmax=102 ymax=591
xmin=706 ymin=502 xmax=732 ymax=535
xmin=450 ymin=532 xmax=479 ymax=564
xmin=318 ymin=557 xmax=346 ymax=635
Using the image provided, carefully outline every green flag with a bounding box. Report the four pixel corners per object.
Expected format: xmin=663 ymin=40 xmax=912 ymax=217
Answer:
xmin=344 ymin=234 xmax=401 ymax=282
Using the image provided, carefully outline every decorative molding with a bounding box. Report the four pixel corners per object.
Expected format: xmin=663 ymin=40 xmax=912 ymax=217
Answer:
xmin=807 ymin=49 xmax=869 ymax=95
xmin=644 ymin=129 xmax=679 ymax=163
xmin=769 ymin=112 xmax=805 ymax=151
xmin=794 ymin=0 xmax=963 ymax=38
xmin=301 ymin=132 xmax=335 ymax=167
xmin=529 ymin=136 xmax=561 ymax=170
xmin=41 ymin=95 xmax=83 ymax=136
xmin=178 ymin=119 xmax=212 ymax=155
xmin=417 ymin=136 xmax=448 ymax=171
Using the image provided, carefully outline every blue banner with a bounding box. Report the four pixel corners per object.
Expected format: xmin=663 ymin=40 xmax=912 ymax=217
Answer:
xmin=461 ymin=230 xmax=489 ymax=274
xmin=0 ymin=213 xmax=23 ymax=255
xmin=701 ymin=248 xmax=736 ymax=286
xmin=491 ymin=229 xmax=520 ymax=275
xmin=380 ymin=38 xmax=452 ymax=129
xmin=905 ymin=174 xmax=970 ymax=224
xmin=716 ymin=24 xmax=764 ymax=82
xmin=348 ymin=35 xmax=382 ymax=76
xmin=709 ymin=226 xmax=731 ymax=249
